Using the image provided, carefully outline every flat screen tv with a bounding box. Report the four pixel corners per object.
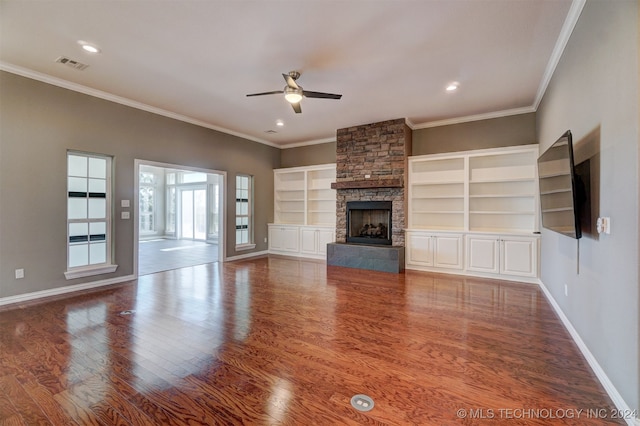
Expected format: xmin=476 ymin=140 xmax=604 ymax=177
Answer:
xmin=537 ymin=130 xmax=582 ymax=239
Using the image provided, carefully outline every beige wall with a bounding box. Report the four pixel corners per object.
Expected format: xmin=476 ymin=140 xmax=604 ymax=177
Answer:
xmin=412 ymin=112 xmax=537 ymax=155
xmin=281 ymin=113 xmax=536 ymax=167
xmin=0 ymin=71 xmax=279 ymax=299
xmin=536 ymin=0 xmax=639 ymax=412
xmin=280 ymin=141 xmax=336 ymax=168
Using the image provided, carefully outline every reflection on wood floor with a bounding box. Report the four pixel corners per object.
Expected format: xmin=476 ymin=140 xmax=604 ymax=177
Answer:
xmin=0 ymin=257 xmax=624 ymax=425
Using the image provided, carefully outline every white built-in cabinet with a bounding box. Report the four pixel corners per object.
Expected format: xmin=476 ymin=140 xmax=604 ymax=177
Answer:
xmin=269 ymin=164 xmax=336 ymax=259
xmin=465 ymin=234 xmax=538 ymax=278
xmin=406 ymin=146 xmax=540 ymax=283
xmin=405 ymin=233 xmax=463 ymax=270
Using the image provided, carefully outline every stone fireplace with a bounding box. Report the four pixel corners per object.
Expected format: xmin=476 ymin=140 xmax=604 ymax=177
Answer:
xmin=327 ymin=118 xmax=411 ymax=272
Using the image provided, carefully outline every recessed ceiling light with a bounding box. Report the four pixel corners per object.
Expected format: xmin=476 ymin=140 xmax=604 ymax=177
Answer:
xmin=78 ymin=40 xmax=101 ymax=54
xmin=276 ymin=120 xmax=284 ymax=127
xmin=446 ymin=83 xmax=459 ymax=92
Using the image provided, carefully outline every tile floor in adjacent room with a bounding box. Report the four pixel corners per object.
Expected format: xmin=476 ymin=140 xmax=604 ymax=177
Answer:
xmin=138 ymin=238 xmax=219 ymax=276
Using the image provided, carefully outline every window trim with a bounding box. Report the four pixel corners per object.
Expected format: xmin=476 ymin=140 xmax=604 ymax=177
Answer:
xmin=65 ymin=151 xmax=118 ymax=280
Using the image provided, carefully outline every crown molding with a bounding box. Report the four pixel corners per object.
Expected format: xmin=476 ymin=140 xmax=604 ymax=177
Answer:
xmin=533 ymin=0 xmax=586 ymax=110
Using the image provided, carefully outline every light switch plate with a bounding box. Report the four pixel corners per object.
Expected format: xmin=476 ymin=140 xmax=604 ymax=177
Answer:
xmin=121 ymin=199 xmax=130 ymax=208
xmin=121 ymin=211 xmax=130 ymax=219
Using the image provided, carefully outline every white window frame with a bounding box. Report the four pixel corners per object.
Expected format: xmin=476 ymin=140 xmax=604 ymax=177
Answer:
xmin=65 ymin=151 xmax=118 ymax=279
xmin=235 ymin=174 xmax=255 ymax=250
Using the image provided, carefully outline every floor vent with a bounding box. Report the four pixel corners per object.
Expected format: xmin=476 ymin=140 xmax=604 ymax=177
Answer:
xmin=350 ymin=394 xmax=374 ymax=412
xmin=119 ymin=310 xmax=136 ymax=316
xmin=55 ymin=56 xmax=89 ymax=71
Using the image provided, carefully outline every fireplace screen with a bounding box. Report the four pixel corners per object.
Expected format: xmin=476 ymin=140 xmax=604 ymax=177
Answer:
xmin=346 ymin=201 xmax=392 ymax=245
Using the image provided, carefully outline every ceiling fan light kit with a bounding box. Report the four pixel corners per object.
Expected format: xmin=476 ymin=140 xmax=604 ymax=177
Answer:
xmin=247 ymin=71 xmax=342 ymax=114
xmin=284 ymin=87 xmax=303 ymax=104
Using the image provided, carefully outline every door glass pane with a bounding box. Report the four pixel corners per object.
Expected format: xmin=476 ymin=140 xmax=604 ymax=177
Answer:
xmin=182 ymin=190 xmax=193 ymax=239
xmin=68 ymin=155 xmax=87 ymax=177
xmin=194 ymin=189 xmax=206 ymax=240
xmin=68 ymin=198 xmax=87 ymax=219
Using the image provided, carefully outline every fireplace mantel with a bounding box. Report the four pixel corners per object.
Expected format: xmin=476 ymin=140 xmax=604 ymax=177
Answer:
xmin=330 ymin=178 xmax=403 ymax=190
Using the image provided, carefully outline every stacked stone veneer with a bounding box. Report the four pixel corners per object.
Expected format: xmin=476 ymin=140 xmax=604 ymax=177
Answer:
xmin=335 ymin=118 xmax=412 ymax=246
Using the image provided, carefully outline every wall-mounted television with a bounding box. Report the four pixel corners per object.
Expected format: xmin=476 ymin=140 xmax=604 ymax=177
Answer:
xmin=537 ymin=130 xmax=582 ymax=239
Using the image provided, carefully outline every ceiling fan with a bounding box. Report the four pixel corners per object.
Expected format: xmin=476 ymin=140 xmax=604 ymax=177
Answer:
xmin=246 ymin=71 xmax=342 ymax=113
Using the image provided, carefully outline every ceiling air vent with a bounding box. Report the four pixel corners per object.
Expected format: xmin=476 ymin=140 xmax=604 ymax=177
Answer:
xmin=55 ymin=56 xmax=89 ymax=71
xmin=264 ymin=130 xmax=277 ymax=134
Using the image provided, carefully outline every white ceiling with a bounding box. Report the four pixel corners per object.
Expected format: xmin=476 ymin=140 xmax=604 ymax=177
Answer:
xmin=0 ymin=0 xmax=578 ymax=148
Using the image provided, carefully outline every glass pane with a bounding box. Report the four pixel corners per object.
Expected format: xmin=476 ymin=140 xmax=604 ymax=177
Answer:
xmin=194 ymin=189 xmax=206 ymax=240
xmin=236 ymin=229 xmax=243 ymax=244
xmin=182 ymin=190 xmax=193 ymax=239
xmin=166 ymin=187 xmax=176 ymax=233
xmin=88 ymin=198 xmax=106 ymax=219
xmin=140 ymin=172 xmax=155 ymax=184
xmin=68 ymin=155 xmax=87 ymax=177
xmin=88 ymin=157 xmax=106 ymax=178
xmin=88 ymin=178 xmax=106 ymax=193
xmin=90 ymin=222 xmax=106 ymax=235
xmin=68 ymin=177 xmax=87 ymax=193
xmin=182 ymin=172 xmax=206 ymax=183
xmin=69 ymin=223 xmax=88 ymax=241
xmin=69 ymin=244 xmax=88 ymax=268
xmin=89 ymin=242 xmax=106 ymax=264
xmin=68 ymin=198 xmax=87 ymax=219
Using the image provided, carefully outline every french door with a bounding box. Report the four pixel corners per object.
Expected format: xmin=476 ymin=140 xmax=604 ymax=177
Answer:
xmin=180 ymin=187 xmax=207 ymax=240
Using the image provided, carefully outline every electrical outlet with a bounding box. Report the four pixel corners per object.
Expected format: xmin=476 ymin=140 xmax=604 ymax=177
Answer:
xmin=564 ymin=284 xmax=568 ymax=297
xmin=15 ymin=268 xmax=24 ymax=279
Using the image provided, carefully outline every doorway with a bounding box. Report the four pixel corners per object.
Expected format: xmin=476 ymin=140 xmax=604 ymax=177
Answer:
xmin=135 ymin=161 xmax=225 ymax=276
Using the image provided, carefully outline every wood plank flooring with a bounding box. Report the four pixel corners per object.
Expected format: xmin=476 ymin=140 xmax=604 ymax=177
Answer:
xmin=0 ymin=256 xmax=624 ymax=425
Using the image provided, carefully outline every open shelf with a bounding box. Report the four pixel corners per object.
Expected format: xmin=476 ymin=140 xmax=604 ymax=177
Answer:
xmin=409 ymin=146 xmax=539 ymax=234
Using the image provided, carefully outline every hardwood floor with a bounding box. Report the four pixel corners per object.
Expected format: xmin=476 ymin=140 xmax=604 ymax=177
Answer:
xmin=0 ymin=257 xmax=624 ymax=425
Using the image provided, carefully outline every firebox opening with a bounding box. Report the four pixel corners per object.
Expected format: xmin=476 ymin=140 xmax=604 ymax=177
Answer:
xmin=346 ymin=201 xmax=392 ymax=245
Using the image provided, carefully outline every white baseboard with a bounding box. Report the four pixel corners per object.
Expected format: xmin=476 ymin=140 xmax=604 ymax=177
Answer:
xmin=0 ymin=275 xmax=136 ymax=307
xmin=538 ymin=281 xmax=639 ymax=426
xmin=225 ymin=250 xmax=269 ymax=262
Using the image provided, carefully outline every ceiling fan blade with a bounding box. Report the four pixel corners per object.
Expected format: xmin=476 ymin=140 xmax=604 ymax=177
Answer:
xmin=291 ymin=102 xmax=302 ymax=114
xmin=246 ymin=90 xmax=282 ymax=97
xmin=282 ymin=73 xmax=300 ymax=89
xmin=302 ymin=90 xmax=342 ymax=100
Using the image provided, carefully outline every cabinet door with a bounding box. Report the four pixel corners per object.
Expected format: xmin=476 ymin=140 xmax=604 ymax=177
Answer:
xmin=433 ymin=235 xmax=463 ymax=269
xmin=269 ymin=226 xmax=299 ymax=253
xmin=316 ymin=229 xmax=335 ymax=256
xmin=501 ymin=237 xmax=537 ymax=277
xmin=300 ymin=228 xmax=318 ymax=255
xmin=406 ymin=233 xmax=435 ymax=266
xmin=466 ymin=235 xmax=500 ymax=274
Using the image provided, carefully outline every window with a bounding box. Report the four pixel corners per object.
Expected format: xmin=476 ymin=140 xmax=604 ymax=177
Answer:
xmin=235 ymin=174 xmax=254 ymax=250
xmin=65 ymin=152 xmax=117 ymax=279
xmin=139 ymin=171 xmax=155 ymax=233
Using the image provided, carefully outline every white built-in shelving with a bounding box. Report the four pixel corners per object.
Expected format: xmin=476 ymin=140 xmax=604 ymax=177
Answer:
xmin=270 ymin=164 xmax=336 ymax=259
xmin=407 ymin=145 xmax=540 ymax=282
